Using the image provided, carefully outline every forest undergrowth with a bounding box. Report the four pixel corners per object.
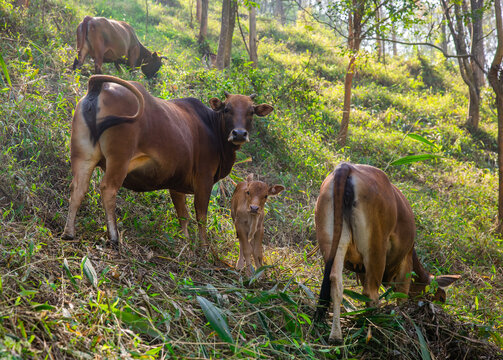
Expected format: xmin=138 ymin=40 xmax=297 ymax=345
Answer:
xmin=0 ymin=0 xmax=502 ymax=358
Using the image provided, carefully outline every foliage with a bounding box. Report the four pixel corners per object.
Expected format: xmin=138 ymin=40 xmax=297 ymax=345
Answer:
xmin=0 ymin=0 xmax=502 ymax=358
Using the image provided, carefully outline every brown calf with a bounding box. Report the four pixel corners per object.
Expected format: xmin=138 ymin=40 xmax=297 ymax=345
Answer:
xmin=314 ymin=162 xmax=459 ymax=343
xmin=231 ymin=174 xmax=284 ymax=275
xmin=62 ymin=75 xmax=274 ymax=248
xmin=72 ymin=16 xmax=164 ymax=78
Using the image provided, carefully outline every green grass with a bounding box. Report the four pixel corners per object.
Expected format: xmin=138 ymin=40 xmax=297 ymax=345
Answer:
xmin=0 ymin=0 xmax=502 ymax=358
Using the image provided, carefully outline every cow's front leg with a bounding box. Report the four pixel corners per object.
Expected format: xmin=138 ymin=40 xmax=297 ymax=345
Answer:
xmin=194 ymin=181 xmax=212 ymax=247
xmin=169 ymin=190 xmax=189 ymax=238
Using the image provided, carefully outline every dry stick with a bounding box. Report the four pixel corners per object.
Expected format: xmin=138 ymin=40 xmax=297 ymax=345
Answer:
xmin=236 ymin=8 xmax=251 ymax=59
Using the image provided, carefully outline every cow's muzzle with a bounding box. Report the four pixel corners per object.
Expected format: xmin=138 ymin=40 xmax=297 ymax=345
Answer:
xmin=249 ymin=205 xmax=259 ymax=214
xmin=228 ymin=128 xmax=249 ymax=145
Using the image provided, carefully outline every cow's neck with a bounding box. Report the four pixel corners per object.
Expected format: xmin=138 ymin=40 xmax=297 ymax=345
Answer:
xmin=137 ymin=44 xmax=152 ymax=66
xmin=412 ymin=248 xmax=432 ymax=285
xmin=213 ymin=112 xmax=238 ymax=182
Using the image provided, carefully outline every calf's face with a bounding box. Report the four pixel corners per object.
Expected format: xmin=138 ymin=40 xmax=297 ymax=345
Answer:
xmin=244 ymin=174 xmax=285 ymax=215
xmin=209 ymin=93 xmax=273 ymax=145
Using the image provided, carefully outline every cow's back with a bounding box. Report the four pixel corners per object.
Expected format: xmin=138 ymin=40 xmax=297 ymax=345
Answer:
xmin=87 ymin=17 xmax=137 ymax=61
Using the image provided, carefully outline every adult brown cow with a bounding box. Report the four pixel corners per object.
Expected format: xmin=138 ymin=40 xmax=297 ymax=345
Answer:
xmin=314 ymin=162 xmax=459 ymax=343
xmin=61 ymin=75 xmax=273 ymax=247
xmin=72 ymin=16 xmax=164 ymax=78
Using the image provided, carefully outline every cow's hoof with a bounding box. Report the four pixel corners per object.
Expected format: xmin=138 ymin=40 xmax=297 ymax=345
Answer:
xmin=328 ymin=336 xmax=343 ymax=345
xmin=61 ymin=232 xmax=74 ymax=240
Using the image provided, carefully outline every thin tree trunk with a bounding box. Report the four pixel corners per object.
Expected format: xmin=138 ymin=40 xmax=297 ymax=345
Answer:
xmin=471 ymin=0 xmax=486 ymax=87
xmin=217 ymin=0 xmax=237 ymax=69
xmin=145 ymin=0 xmax=148 ymax=40
xmin=337 ymin=0 xmax=364 ymax=147
xmin=217 ymin=0 xmax=231 ymax=69
xmin=198 ymin=0 xmax=208 ymax=43
xmin=376 ymin=6 xmax=382 ymax=62
xmin=249 ymin=6 xmax=258 ymax=67
xmin=196 ymin=0 xmax=202 ymax=22
xmin=488 ymin=0 xmax=503 ymax=234
xmin=392 ymin=24 xmax=397 ymax=57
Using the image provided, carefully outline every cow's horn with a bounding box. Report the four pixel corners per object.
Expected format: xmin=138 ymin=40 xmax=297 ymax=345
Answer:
xmin=249 ymin=93 xmax=257 ymax=100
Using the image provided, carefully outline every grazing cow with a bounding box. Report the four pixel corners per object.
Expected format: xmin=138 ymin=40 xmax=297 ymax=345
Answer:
xmin=61 ymin=75 xmax=274 ymax=248
xmin=231 ymin=174 xmax=285 ymax=275
xmin=72 ymin=16 xmax=164 ymax=78
xmin=314 ymin=162 xmax=459 ymax=343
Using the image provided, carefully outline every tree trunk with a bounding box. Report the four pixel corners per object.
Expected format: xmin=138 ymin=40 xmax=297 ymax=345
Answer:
xmin=224 ymin=0 xmax=237 ymax=68
xmin=392 ymin=24 xmax=397 ymax=57
xmin=442 ymin=0 xmax=481 ymax=130
xmin=196 ymin=0 xmax=202 ymax=22
xmin=471 ymin=0 xmax=486 ymax=87
xmin=249 ymin=6 xmax=258 ymax=67
xmin=488 ymin=0 xmax=503 ymax=234
xmin=376 ymin=6 xmax=382 ymax=62
xmin=441 ymin=13 xmax=448 ymax=54
xmin=275 ymin=0 xmax=285 ymax=25
xmin=198 ymin=0 xmax=208 ymax=43
xmin=337 ymin=0 xmax=364 ymax=147
xmin=217 ymin=0 xmax=231 ymax=69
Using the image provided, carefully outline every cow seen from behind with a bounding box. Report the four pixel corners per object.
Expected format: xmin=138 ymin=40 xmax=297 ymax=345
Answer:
xmin=231 ymin=174 xmax=285 ymax=275
xmin=61 ymin=75 xmax=274 ymax=249
xmin=314 ymin=162 xmax=459 ymax=343
xmin=72 ymin=16 xmax=164 ymax=78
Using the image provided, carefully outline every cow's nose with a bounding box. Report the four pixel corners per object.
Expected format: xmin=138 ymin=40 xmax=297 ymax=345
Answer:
xmin=232 ymin=129 xmax=248 ymax=139
xmin=250 ymin=205 xmax=259 ymax=213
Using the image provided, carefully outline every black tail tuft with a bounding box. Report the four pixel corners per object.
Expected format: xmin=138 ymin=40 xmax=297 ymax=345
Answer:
xmin=314 ymin=258 xmax=334 ymax=323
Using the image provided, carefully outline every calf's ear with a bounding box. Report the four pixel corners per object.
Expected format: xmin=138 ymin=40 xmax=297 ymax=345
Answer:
xmin=246 ymin=174 xmax=254 ymax=182
xmin=209 ymin=98 xmax=224 ymax=111
xmin=435 ymin=274 xmax=460 ymax=288
xmin=268 ymin=185 xmax=285 ymax=196
xmin=254 ymin=104 xmax=274 ymax=117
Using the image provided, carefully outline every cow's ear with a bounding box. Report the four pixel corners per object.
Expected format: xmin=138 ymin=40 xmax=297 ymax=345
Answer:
xmin=152 ymin=52 xmax=159 ymax=58
xmin=435 ymin=275 xmax=460 ymax=288
xmin=268 ymin=185 xmax=285 ymax=196
xmin=209 ymin=98 xmax=224 ymax=111
xmin=246 ymin=174 xmax=254 ymax=183
xmin=254 ymin=104 xmax=274 ymax=117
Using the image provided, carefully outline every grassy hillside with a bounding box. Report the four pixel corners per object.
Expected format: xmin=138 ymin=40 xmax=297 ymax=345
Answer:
xmin=0 ymin=0 xmax=502 ymax=358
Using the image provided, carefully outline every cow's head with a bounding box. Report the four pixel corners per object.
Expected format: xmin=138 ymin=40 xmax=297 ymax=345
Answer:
xmin=409 ymin=274 xmax=460 ymax=302
xmin=141 ymin=52 xmax=165 ymax=79
xmin=243 ymin=174 xmax=285 ymax=215
xmin=209 ymin=92 xmax=273 ymax=146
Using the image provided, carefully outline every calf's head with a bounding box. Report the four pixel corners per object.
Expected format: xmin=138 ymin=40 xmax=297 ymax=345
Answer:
xmin=209 ymin=92 xmax=273 ymax=145
xmin=244 ymin=174 xmax=285 ymax=215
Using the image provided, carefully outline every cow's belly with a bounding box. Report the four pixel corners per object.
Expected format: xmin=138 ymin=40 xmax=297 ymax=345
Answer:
xmin=122 ymin=153 xmax=194 ymax=193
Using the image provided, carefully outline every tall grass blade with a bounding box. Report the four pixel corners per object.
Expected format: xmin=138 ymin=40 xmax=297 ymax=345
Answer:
xmin=81 ymin=256 xmax=98 ymax=288
xmin=197 ymin=296 xmax=234 ymax=344
xmin=407 ymin=133 xmax=437 ymax=148
xmin=0 ymin=53 xmax=11 ymax=87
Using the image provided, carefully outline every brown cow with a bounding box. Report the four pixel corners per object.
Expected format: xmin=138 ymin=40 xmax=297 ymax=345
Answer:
xmin=72 ymin=16 xmax=164 ymax=78
xmin=314 ymin=162 xmax=459 ymax=343
xmin=231 ymin=174 xmax=285 ymax=275
xmin=61 ymin=75 xmax=274 ymax=248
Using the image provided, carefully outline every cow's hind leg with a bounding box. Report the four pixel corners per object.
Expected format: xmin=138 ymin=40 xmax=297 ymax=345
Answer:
xmin=169 ymin=190 xmax=190 ymax=238
xmin=328 ymin=220 xmax=351 ymax=343
xmin=194 ymin=180 xmax=212 ymax=247
xmin=62 ymin=158 xmax=98 ymax=239
xmin=100 ymin=158 xmax=129 ymax=246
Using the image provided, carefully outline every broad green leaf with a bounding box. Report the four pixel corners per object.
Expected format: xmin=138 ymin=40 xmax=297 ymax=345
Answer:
xmin=407 ymin=133 xmax=437 ymax=148
xmin=391 ymin=154 xmax=441 ymax=166
xmin=412 ymin=321 xmax=432 ymax=360
xmin=81 ymin=256 xmax=98 ymax=288
xmin=63 ymin=259 xmax=78 ymax=289
xmin=0 ymin=53 xmax=11 ymax=87
xmin=197 ymin=296 xmax=233 ymax=344
xmin=32 ymin=303 xmax=56 ymax=311
xmin=343 ymin=289 xmax=372 ymax=303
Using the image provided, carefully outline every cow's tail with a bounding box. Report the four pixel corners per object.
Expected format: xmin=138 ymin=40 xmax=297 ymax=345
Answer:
xmin=82 ymin=75 xmax=145 ymax=145
xmin=314 ymin=163 xmax=354 ymax=322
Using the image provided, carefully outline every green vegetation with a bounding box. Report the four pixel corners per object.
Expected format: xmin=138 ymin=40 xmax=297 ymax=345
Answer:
xmin=0 ymin=0 xmax=502 ymax=358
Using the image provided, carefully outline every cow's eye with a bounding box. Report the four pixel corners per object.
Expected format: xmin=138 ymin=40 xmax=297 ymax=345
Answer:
xmin=264 ymin=195 xmax=268 ymax=199
xmin=224 ymin=107 xmax=230 ymax=113
xmin=246 ymin=191 xmax=250 ymax=195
